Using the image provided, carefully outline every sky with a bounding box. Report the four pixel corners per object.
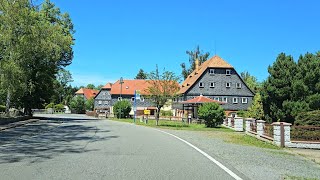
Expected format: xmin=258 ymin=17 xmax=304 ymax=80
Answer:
xmin=47 ymin=0 xmax=320 ymax=87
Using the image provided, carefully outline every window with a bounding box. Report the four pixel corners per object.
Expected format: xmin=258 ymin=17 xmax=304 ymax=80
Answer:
xmin=209 ymin=69 xmax=215 ymax=75
xmin=242 ymin=97 xmax=248 ymax=104
xmin=210 ymin=82 xmax=215 ymax=88
xmin=131 ymin=97 xmax=135 ymax=102
xmin=118 ymin=97 xmax=122 ymax=101
xmin=236 ymin=83 xmax=242 ymax=89
xmin=223 ymin=97 xmax=228 ymax=103
xmin=233 ymin=97 xmax=238 ymax=104
xmin=226 ymin=69 xmax=231 ymax=75
xmin=214 ymin=97 xmax=220 ymax=101
xmin=104 ymin=101 xmax=108 ymax=105
xmin=199 ymin=82 xmax=204 ymax=88
xmin=226 ymin=82 xmax=231 ymax=88
xmin=140 ymin=97 xmax=145 ymax=102
xmin=98 ymin=100 xmax=102 ymax=105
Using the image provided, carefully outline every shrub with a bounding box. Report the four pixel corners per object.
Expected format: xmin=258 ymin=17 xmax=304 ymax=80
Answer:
xmin=113 ymin=100 xmax=131 ymax=118
xmin=54 ymin=104 xmax=65 ymax=111
xmin=69 ymin=96 xmax=86 ymax=114
xmin=45 ymin=103 xmax=55 ymax=109
xmin=0 ymin=105 xmax=6 ymax=112
xmin=295 ymin=110 xmax=320 ymax=126
xmin=85 ymin=97 xmax=94 ymax=111
xmin=198 ymin=102 xmax=225 ymax=128
xmin=160 ymin=110 xmax=173 ymax=117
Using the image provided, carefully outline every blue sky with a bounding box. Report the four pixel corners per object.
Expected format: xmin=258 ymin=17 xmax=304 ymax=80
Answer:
xmin=49 ymin=0 xmax=320 ymax=86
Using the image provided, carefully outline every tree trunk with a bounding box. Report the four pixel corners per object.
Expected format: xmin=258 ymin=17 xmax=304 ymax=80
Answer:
xmin=5 ymin=89 xmax=11 ymax=115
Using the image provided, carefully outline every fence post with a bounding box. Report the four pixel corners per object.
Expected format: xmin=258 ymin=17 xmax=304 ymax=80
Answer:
xmin=245 ymin=118 xmax=255 ymax=132
xmin=234 ymin=117 xmax=244 ymax=132
xmin=272 ymin=122 xmax=292 ymax=147
xmin=256 ymin=120 xmax=266 ymax=136
xmin=228 ymin=116 xmax=232 ymax=127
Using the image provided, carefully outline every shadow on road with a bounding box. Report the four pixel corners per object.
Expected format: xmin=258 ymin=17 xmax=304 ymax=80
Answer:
xmin=0 ymin=116 xmax=117 ymax=164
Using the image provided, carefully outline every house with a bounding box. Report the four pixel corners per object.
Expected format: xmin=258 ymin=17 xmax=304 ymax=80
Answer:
xmin=94 ymin=80 xmax=168 ymax=117
xmin=75 ymin=88 xmax=99 ymax=101
xmin=173 ymin=55 xmax=254 ymax=117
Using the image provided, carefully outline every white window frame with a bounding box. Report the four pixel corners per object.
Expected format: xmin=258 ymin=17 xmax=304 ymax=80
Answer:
xmin=98 ymin=100 xmax=102 ymax=105
xmin=214 ymin=97 xmax=220 ymax=101
xmin=226 ymin=69 xmax=231 ymax=76
xmin=233 ymin=97 xmax=238 ymax=104
xmin=104 ymin=101 xmax=108 ymax=105
xmin=226 ymin=82 xmax=231 ymax=88
xmin=209 ymin=82 xmax=215 ymax=88
xmin=236 ymin=83 xmax=242 ymax=89
xmin=131 ymin=97 xmax=135 ymax=102
xmin=118 ymin=97 xmax=122 ymax=101
xmin=209 ymin=69 xmax=215 ymax=75
xmin=242 ymin=97 xmax=248 ymax=104
xmin=199 ymin=82 xmax=204 ymax=88
xmin=223 ymin=97 xmax=228 ymax=103
xmin=140 ymin=96 xmax=145 ymax=102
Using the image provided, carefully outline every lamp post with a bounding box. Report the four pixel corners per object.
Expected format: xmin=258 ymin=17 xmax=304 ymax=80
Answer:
xmin=119 ymin=77 xmax=124 ymax=119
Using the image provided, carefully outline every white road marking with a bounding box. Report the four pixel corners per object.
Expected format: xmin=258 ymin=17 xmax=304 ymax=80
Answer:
xmin=155 ymin=129 xmax=243 ymax=180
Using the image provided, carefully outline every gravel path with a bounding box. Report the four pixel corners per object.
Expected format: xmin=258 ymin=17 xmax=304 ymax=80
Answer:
xmin=160 ymin=129 xmax=320 ymax=180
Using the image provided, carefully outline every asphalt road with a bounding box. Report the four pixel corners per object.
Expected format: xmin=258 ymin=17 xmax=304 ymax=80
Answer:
xmin=0 ymin=114 xmax=246 ymax=180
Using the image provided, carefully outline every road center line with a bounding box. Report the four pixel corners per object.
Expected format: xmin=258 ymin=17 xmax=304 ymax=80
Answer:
xmin=155 ymin=129 xmax=243 ymax=180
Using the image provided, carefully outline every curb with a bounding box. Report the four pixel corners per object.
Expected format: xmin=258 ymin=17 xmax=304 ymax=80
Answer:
xmin=0 ymin=119 xmax=40 ymax=131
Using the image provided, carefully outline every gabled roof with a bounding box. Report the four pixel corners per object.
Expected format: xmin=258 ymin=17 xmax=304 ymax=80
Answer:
xmin=75 ymin=88 xmax=99 ymax=99
xmin=102 ymin=83 xmax=112 ymax=89
xmin=180 ymin=95 xmax=225 ymax=104
xmin=179 ymin=55 xmax=233 ymax=94
xmin=110 ymin=79 xmax=151 ymax=95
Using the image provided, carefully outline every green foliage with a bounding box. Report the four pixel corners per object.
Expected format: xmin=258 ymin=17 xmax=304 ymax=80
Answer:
xmin=181 ymin=46 xmax=210 ymax=79
xmin=294 ymin=110 xmax=320 ymax=126
xmin=237 ymin=110 xmax=248 ymax=118
xmin=70 ymin=96 xmax=85 ymax=114
xmin=54 ymin=104 xmax=64 ymax=111
xmin=240 ymin=71 xmax=261 ymax=93
xmin=113 ymin=100 xmax=132 ymax=118
xmin=85 ymin=97 xmax=94 ymax=111
xmin=246 ymin=93 xmax=264 ymax=120
xmin=45 ymin=103 xmax=55 ymax=109
xmin=86 ymin=84 xmax=95 ymax=89
xmin=135 ymin=69 xmax=147 ymax=79
xmin=0 ymin=105 xmax=6 ymax=112
xmin=198 ymin=103 xmax=225 ymax=128
xmin=160 ymin=110 xmax=173 ymax=117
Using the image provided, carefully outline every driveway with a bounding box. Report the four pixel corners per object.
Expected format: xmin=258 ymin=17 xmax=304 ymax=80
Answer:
xmin=0 ymin=114 xmax=246 ymax=180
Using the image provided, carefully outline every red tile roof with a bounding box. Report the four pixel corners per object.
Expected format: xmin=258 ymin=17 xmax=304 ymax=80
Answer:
xmin=75 ymin=88 xmax=99 ymax=99
xmin=102 ymin=83 xmax=112 ymax=89
xmin=179 ymin=55 xmax=233 ymax=94
xmin=110 ymin=80 xmax=152 ymax=95
xmin=180 ymin=96 xmax=225 ymax=104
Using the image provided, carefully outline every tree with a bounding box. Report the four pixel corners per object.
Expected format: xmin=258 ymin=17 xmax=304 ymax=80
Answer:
xmin=0 ymin=0 xmax=75 ymax=115
xmin=135 ymin=69 xmax=147 ymax=79
xmin=70 ymin=96 xmax=85 ymax=114
xmin=198 ymin=102 xmax=225 ymax=128
xmin=86 ymin=84 xmax=95 ymax=89
xmin=240 ymin=71 xmax=260 ymax=93
xmin=146 ymin=65 xmax=180 ymax=125
xmin=113 ymin=100 xmax=131 ymax=118
xmin=96 ymin=84 xmax=104 ymax=90
xmin=181 ymin=46 xmax=210 ymax=79
xmin=245 ymin=93 xmax=264 ymax=120
xmin=85 ymin=97 xmax=94 ymax=111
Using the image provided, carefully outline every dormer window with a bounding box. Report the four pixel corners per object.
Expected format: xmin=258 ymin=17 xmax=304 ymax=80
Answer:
xmin=226 ymin=82 xmax=231 ymax=88
xmin=199 ymin=82 xmax=204 ymax=88
xmin=236 ymin=83 xmax=242 ymax=89
xmin=226 ymin=69 xmax=231 ymax=76
xmin=209 ymin=69 xmax=215 ymax=75
xmin=210 ymin=82 xmax=215 ymax=88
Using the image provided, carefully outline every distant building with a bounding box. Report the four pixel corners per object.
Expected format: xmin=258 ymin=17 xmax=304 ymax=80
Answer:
xmin=74 ymin=88 xmax=99 ymax=101
xmin=173 ymin=55 xmax=254 ymax=117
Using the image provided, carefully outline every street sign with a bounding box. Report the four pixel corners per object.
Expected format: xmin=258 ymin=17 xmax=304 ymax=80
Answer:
xmin=144 ymin=110 xmax=150 ymax=115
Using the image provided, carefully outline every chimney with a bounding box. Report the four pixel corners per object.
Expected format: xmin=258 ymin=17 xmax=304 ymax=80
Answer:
xmin=195 ymin=58 xmax=199 ymax=72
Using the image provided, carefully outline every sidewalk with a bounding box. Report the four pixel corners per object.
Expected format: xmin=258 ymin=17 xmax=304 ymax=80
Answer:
xmin=0 ymin=119 xmax=39 ymax=131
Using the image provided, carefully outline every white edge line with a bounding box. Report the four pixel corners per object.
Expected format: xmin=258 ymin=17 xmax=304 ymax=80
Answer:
xmin=155 ymin=129 xmax=243 ymax=180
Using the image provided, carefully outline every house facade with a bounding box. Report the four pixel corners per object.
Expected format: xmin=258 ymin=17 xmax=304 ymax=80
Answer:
xmin=174 ymin=55 xmax=255 ymax=117
xmin=94 ymin=83 xmax=112 ymax=113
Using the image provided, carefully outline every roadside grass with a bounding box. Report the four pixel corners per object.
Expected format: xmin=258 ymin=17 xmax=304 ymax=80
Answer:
xmin=283 ymin=175 xmax=319 ymax=180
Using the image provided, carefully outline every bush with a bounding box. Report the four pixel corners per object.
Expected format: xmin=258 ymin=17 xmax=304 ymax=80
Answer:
xmin=160 ymin=110 xmax=173 ymax=117
xmin=295 ymin=110 xmax=320 ymax=126
xmin=198 ymin=102 xmax=225 ymax=128
xmin=85 ymin=97 xmax=94 ymax=111
xmin=54 ymin=104 xmax=65 ymax=111
xmin=113 ymin=100 xmax=131 ymax=118
xmin=0 ymin=105 xmax=5 ymax=112
xmin=70 ymin=96 xmax=86 ymax=114
xmin=45 ymin=103 xmax=55 ymax=109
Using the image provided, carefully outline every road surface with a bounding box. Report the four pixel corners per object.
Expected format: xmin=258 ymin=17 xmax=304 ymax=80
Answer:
xmin=0 ymin=114 xmax=246 ymax=180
